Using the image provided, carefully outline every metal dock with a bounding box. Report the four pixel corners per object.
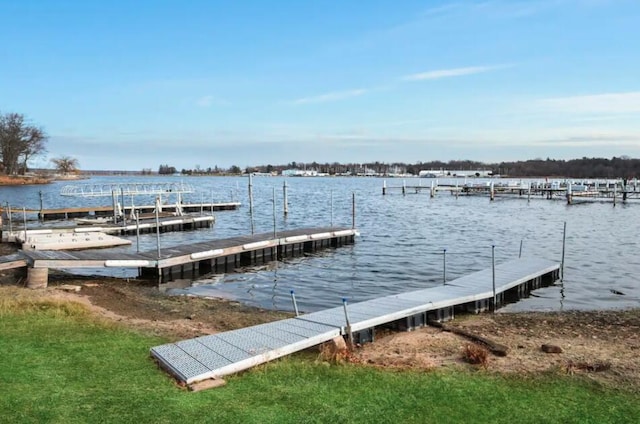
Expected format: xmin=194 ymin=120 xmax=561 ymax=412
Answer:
xmin=151 ymin=257 xmax=560 ymax=384
xmin=16 ymin=226 xmax=357 ymax=286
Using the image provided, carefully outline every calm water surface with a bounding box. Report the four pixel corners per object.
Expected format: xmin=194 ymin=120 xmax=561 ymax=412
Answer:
xmin=2 ymin=175 xmax=639 ymax=313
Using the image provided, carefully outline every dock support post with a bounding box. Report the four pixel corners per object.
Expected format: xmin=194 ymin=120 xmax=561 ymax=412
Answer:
xmin=330 ymin=190 xmax=334 ymax=226
xmin=527 ymin=183 xmax=531 ymax=203
xmin=455 ymin=180 xmax=458 ymax=198
xmin=120 ymin=187 xmax=126 ymax=225
xmin=491 ymin=245 xmax=496 ymax=312
xmin=443 ymin=248 xmax=447 ymax=284
xmin=382 ymin=180 xmax=386 ymax=195
xmin=248 ymin=173 xmax=255 ymax=234
xmin=39 ymin=190 xmax=43 ymax=221
xmin=112 ymin=190 xmax=118 ymax=223
xmin=622 ymin=179 xmax=627 ymax=203
xmin=566 ymin=180 xmax=572 ymax=205
xmin=272 ymin=187 xmax=277 ymax=238
xmin=519 ymin=239 xmax=523 ymax=258
xmin=402 ymin=180 xmax=406 ymax=196
xmin=27 ymin=267 xmax=48 ymax=289
xmin=351 ymin=193 xmax=356 ymax=229
xmin=430 ymin=181 xmax=435 ymax=198
xmin=283 ymin=181 xmax=289 ymax=216
xmin=290 ymin=290 xmax=299 ymax=316
xmin=22 ymin=207 xmax=27 ymax=242
xmin=155 ymin=197 xmax=162 ymax=259
xmin=490 ymin=182 xmax=495 ymax=201
xmin=7 ymin=203 xmax=13 ymax=235
xmin=342 ymin=298 xmax=354 ymax=348
xmin=561 ymin=222 xmax=567 ymax=282
xmin=613 ymin=183 xmax=617 ymax=207
xmin=135 ymin=210 xmax=140 ymax=253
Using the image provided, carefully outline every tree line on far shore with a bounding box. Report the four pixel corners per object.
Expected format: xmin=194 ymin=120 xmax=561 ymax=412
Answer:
xmin=165 ymin=157 xmax=640 ymax=179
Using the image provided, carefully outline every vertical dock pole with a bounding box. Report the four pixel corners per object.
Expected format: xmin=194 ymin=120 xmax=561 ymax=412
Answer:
xmin=248 ymin=173 xmax=255 ymax=234
xmin=430 ymin=181 xmax=435 ymax=198
xmin=290 ymin=290 xmax=299 ymax=316
xmin=120 ymin=187 xmax=126 ymax=225
xmin=519 ymin=239 xmax=523 ymax=258
xmin=272 ymin=187 xmax=277 ymax=238
xmin=561 ymin=221 xmax=567 ymax=282
xmin=38 ymin=190 xmax=43 ymax=221
xmin=613 ymin=182 xmax=617 ymax=207
xmin=7 ymin=203 xmax=12 ymax=235
xmin=382 ymin=180 xmax=387 ymax=195
xmin=155 ymin=197 xmax=161 ymax=259
xmin=283 ymin=181 xmax=289 ymax=216
xmin=402 ymin=180 xmax=406 ymax=196
xmin=351 ymin=192 xmax=356 ymax=229
xmin=342 ymin=298 xmax=354 ymax=347
xmin=135 ymin=210 xmax=140 ymax=253
xmin=491 ymin=245 xmax=496 ymax=312
xmin=330 ymin=190 xmax=334 ymax=227
xmin=22 ymin=207 xmax=27 ymax=242
xmin=490 ymin=182 xmax=495 ymax=201
xmin=112 ymin=190 xmax=118 ymax=223
xmin=566 ymin=180 xmax=572 ymax=205
xmin=443 ymin=248 xmax=447 ymax=285
xmin=527 ymin=182 xmax=531 ymax=203
xmin=455 ymin=180 xmax=459 ymax=198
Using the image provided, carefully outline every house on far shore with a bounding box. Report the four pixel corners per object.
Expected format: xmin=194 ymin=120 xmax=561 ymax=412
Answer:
xmin=419 ymin=169 xmax=493 ymax=178
xmin=282 ymin=169 xmax=319 ymax=177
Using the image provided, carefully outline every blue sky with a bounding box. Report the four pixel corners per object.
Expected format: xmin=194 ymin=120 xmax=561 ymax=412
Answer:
xmin=1 ymin=0 xmax=639 ymax=171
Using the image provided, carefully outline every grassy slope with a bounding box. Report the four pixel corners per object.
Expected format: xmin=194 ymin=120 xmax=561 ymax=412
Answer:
xmin=1 ymin=298 xmax=638 ymax=424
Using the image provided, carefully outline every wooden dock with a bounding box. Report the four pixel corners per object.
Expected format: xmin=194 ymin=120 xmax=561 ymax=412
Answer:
xmin=150 ymin=257 xmax=560 ymax=384
xmin=2 ymin=215 xmax=215 ymax=244
xmin=1 ymin=202 xmax=240 ymax=221
xmin=16 ymin=226 xmax=357 ymax=284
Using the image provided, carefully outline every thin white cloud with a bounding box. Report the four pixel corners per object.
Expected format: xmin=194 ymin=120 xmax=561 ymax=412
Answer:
xmin=540 ymin=91 xmax=640 ymax=114
xmin=292 ymin=88 xmax=367 ymax=105
xmin=403 ymin=65 xmax=509 ymax=81
xmin=196 ymin=95 xmax=228 ymax=107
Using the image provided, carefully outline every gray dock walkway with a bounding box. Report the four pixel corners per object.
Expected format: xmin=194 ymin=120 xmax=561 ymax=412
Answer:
xmin=151 ymin=257 xmax=560 ymax=384
xmin=16 ymin=226 xmax=357 ymax=283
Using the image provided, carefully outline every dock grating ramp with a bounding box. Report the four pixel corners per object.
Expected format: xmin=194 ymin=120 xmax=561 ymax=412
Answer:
xmin=151 ymin=257 xmax=560 ymax=384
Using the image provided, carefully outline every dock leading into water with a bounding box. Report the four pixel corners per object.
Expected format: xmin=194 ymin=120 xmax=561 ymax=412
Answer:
xmin=150 ymin=257 xmax=560 ymax=385
xmin=7 ymin=226 xmax=357 ymax=287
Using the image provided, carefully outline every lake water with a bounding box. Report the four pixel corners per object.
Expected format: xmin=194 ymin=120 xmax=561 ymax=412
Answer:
xmin=2 ymin=175 xmax=639 ymax=313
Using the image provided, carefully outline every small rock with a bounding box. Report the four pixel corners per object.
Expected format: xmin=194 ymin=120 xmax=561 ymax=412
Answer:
xmin=57 ymin=284 xmax=81 ymax=293
xmin=541 ymin=344 xmax=563 ymax=354
xmin=186 ymin=314 xmax=195 ymax=320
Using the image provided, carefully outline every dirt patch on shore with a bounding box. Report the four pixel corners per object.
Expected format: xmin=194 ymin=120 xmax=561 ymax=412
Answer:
xmin=353 ymin=310 xmax=640 ymax=388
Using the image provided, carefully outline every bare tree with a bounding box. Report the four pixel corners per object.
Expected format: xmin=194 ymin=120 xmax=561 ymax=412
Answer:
xmin=0 ymin=112 xmax=48 ymax=174
xmin=51 ymin=156 xmax=79 ymax=174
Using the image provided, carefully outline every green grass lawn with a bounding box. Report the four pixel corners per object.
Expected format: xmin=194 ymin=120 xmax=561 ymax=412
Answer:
xmin=1 ymin=295 xmax=638 ymax=424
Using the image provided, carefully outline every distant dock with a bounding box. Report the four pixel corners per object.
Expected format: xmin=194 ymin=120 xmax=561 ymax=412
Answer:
xmin=1 ymin=202 xmax=240 ymax=221
xmin=382 ymin=178 xmax=640 ymax=204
